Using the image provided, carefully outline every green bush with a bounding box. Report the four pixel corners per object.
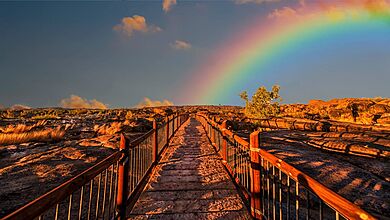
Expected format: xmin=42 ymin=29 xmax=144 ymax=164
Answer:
xmin=240 ymin=85 xmax=281 ymax=118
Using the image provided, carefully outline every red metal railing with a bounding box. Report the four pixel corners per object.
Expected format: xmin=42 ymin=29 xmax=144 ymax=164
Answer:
xmin=196 ymin=113 xmax=376 ymax=220
xmin=2 ymin=113 xmax=189 ymax=220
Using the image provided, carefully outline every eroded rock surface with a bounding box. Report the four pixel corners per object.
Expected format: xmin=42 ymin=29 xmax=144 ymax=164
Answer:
xmin=129 ymin=118 xmax=250 ymax=219
xmin=260 ymin=131 xmax=390 ymax=218
xmin=0 ymin=142 xmax=114 ymax=218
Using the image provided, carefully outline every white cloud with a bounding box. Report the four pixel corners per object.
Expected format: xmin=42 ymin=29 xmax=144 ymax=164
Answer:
xmin=60 ymin=95 xmax=108 ymax=109
xmin=136 ymin=97 xmax=174 ymax=108
xmin=170 ymin=40 xmax=192 ymax=50
xmin=10 ymin=104 xmax=31 ymax=110
xmin=268 ymin=7 xmax=298 ymax=19
xmin=163 ymin=0 xmax=177 ymax=12
xmin=113 ymin=15 xmax=161 ymax=38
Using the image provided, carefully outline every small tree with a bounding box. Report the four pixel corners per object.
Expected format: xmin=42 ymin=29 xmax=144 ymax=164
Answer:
xmin=240 ymin=85 xmax=281 ymax=118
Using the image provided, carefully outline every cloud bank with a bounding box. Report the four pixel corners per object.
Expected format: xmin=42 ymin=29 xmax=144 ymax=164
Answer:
xmin=267 ymin=0 xmax=390 ymax=21
xmin=136 ymin=97 xmax=174 ymax=108
xmin=163 ymin=0 xmax=177 ymax=12
xmin=113 ymin=15 xmax=161 ymax=38
xmin=60 ymin=95 xmax=108 ymax=109
xmin=235 ymin=0 xmax=280 ymax=5
xmin=171 ymin=40 xmax=192 ymax=50
xmin=10 ymin=104 xmax=31 ymax=110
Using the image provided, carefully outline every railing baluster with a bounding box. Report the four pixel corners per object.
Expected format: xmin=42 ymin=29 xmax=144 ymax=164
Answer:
xmin=78 ymin=186 xmax=84 ymax=220
xmin=267 ymin=161 xmax=270 ymax=219
xmin=129 ymin=149 xmax=134 ymax=193
xmin=296 ymin=181 xmax=299 ymax=220
xmin=287 ymin=175 xmax=290 ymax=220
xmin=112 ymin=161 xmax=119 ymax=217
xmin=102 ymin=169 xmax=108 ymax=219
xmin=273 ymin=165 xmax=276 ymax=220
xmin=55 ymin=203 xmax=59 ymax=220
xmin=261 ymin=157 xmax=265 ymax=215
xmin=132 ymin=149 xmax=136 ymax=193
xmin=95 ymin=173 xmax=101 ymax=219
xmin=87 ymin=179 xmax=93 ymax=220
xmin=67 ymin=194 xmax=72 ymax=220
xmin=279 ymin=169 xmax=282 ymax=220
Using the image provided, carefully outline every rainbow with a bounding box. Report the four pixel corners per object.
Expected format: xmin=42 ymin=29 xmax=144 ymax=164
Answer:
xmin=180 ymin=1 xmax=390 ymax=104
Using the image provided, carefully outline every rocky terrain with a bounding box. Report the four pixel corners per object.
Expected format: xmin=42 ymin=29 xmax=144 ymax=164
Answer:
xmin=0 ymin=107 xmax=183 ymax=217
xmin=280 ymin=98 xmax=390 ymax=125
xmin=203 ymin=98 xmax=390 ymax=218
xmin=0 ymin=98 xmax=389 ymax=218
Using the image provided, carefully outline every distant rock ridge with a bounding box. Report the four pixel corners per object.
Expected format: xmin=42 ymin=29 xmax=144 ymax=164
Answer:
xmin=280 ymin=98 xmax=390 ymax=126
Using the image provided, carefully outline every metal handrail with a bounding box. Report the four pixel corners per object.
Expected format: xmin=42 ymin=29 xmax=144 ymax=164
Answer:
xmin=2 ymin=113 xmax=189 ymax=220
xmin=196 ymin=113 xmax=376 ymax=220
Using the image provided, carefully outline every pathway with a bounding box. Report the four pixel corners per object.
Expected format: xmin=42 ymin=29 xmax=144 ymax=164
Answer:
xmin=128 ymin=118 xmax=251 ymax=219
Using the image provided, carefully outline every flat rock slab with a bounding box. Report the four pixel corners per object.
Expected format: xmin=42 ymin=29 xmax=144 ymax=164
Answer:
xmin=128 ymin=118 xmax=250 ymax=219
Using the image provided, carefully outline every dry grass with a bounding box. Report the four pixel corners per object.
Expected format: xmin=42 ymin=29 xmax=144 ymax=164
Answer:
xmin=0 ymin=126 xmax=65 ymax=145
xmin=94 ymin=122 xmax=122 ymax=135
xmin=0 ymin=120 xmax=47 ymax=134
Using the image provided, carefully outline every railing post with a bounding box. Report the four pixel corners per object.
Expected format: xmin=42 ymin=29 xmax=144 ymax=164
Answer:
xmin=153 ymin=120 xmax=158 ymax=163
xmin=116 ymin=134 xmax=129 ymax=220
xmin=174 ymin=113 xmax=177 ymax=131
xmin=221 ymin=121 xmax=228 ymax=162
xmin=166 ymin=116 xmax=169 ymax=145
xmin=250 ymin=131 xmax=263 ymax=219
xmin=171 ymin=115 xmax=174 ymax=133
xmin=211 ymin=123 xmax=215 ymax=144
xmin=176 ymin=113 xmax=179 ymax=131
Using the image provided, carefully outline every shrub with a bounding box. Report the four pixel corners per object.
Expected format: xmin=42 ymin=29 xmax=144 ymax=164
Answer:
xmin=240 ymin=85 xmax=281 ymax=118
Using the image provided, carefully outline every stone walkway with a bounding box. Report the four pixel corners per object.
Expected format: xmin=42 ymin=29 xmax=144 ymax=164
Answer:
xmin=128 ymin=118 xmax=251 ymax=219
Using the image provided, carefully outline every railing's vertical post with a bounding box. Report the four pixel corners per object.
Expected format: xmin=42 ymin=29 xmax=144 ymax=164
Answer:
xmin=211 ymin=123 xmax=215 ymax=144
xmin=166 ymin=116 xmax=169 ymax=145
xmin=153 ymin=120 xmax=158 ymax=164
xmin=172 ymin=114 xmax=174 ymax=133
xmin=221 ymin=121 xmax=228 ymax=163
xmin=116 ymin=134 xmax=129 ymax=220
xmin=250 ymin=131 xmax=262 ymax=219
xmin=176 ymin=113 xmax=179 ymax=130
xmin=174 ymin=113 xmax=177 ymax=130
xmin=170 ymin=115 xmax=173 ymax=135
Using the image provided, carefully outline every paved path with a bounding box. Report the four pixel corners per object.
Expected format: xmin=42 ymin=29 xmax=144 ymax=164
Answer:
xmin=128 ymin=118 xmax=251 ymax=219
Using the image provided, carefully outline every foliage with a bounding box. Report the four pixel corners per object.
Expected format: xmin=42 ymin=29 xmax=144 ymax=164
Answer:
xmin=240 ymin=85 xmax=281 ymax=118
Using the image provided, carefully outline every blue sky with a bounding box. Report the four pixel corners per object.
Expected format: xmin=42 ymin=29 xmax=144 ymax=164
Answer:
xmin=0 ymin=0 xmax=389 ymax=108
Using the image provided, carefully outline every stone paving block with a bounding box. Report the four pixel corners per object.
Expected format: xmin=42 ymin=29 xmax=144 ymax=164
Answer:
xmin=132 ymin=197 xmax=247 ymax=215
xmin=137 ymin=190 xmax=242 ymax=202
xmin=129 ymin=118 xmax=250 ymax=219
xmin=128 ymin=211 xmax=251 ymax=220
